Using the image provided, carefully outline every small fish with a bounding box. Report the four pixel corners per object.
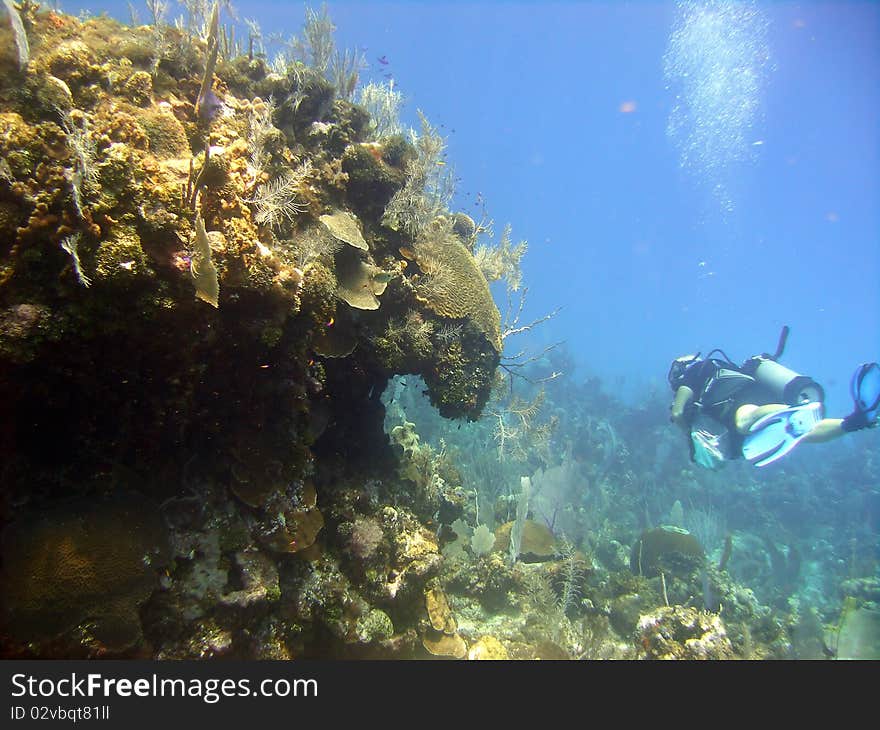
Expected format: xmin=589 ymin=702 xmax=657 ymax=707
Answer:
xmin=326 ymin=317 xmax=335 ymax=327
xmin=377 ymin=55 xmax=389 ymax=65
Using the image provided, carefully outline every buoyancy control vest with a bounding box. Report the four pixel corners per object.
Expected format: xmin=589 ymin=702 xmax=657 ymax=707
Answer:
xmin=701 ymin=326 xmax=825 ymax=409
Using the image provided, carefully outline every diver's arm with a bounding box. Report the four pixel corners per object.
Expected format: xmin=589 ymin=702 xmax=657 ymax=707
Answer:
xmin=670 ymin=385 xmax=694 ymax=427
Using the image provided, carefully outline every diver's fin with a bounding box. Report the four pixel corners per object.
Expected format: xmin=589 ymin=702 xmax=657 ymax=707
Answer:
xmin=851 ymin=362 xmax=880 ymax=422
xmin=742 ymin=401 xmax=824 ymax=467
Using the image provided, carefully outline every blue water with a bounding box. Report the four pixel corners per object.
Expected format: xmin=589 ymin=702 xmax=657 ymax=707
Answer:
xmin=75 ymin=0 xmax=876 ymax=411
xmin=6 ymin=0 xmax=878 ymax=661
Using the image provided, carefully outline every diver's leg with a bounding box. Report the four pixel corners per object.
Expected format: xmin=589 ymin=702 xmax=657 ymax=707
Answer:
xmin=734 ymin=403 xmax=789 ymax=434
xmin=737 ymin=403 xmax=846 ymax=442
xmin=802 ymin=418 xmax=845 ymax=443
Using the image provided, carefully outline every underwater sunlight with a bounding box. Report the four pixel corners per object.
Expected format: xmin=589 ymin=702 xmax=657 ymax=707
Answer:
xmin=0 ymin=0 xmax=877 ymax=665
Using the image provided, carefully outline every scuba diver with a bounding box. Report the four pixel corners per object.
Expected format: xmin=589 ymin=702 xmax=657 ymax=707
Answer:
xmin=668 ymin=326 xmax=880 ymax=468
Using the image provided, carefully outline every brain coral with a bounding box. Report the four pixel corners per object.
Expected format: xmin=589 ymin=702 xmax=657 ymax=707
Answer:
xmin=0 ymin=493 xmax=169 ymax=654
xmin=411 ymin=222 xmax=502 ymax=352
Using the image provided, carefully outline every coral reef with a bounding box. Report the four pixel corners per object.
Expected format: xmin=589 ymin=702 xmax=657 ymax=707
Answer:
xmin=1 ymin=4 xmax=873 ymax=663
xmin=636 ymin=606 xmax=734 ymax=660
xmin=0 ymin=5 xmax=498 ymax=659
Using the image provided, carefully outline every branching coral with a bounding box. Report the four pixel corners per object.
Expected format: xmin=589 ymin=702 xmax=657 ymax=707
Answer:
xmin=474 ymin=223 xmax=528 ymax=292
xmin=382 ymin=111 xmax=454 ymax=237
xmin=248 ymin=160 xmax=311 ymax=229
xmin=292 ymin=225 xmax=338 ymax=270
xmin=379 ymin=309 xmax=434 ymax=361
xmin=287 ymin=4 xmax=365 ymax=101
xmin=358 ymin=80 xmax=404 ymax=140
xmin=59 ymin=232 xmax=91 ymax=287
xmin=60 ymin=109 xmax=98 ymax=220
xmin=329 ymin=47 xmax=367 ymax=101
xmin=434 ymin=321 xmax=464 ymax=347
xmin=488 ymin=389 xmax=555 ymax=464
xmin=294 ymin=4 xmax=335 ymax=74
xmin=555 ymin=538 xmax=586 ymax=615
xmin=142 ymin=1 xmax=182 ymax=77
xmin=194 ymin=2 xmax=221 ymax=121
xmin=245 ymin=96 xmax=277 ymax=185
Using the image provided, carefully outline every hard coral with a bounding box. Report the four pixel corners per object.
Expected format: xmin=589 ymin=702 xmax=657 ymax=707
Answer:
xmin=137 ymin=107 xmax=191 ymax=160
xmin=637 ymin=606 xmax=734 ymax=660
xmin=92 ymin=221 xmax=152 ymax=283
xmin=335 ymin=246 xmax=381 ymax=311
xmin=410 ymin=220 xmax=502 ymax=352
xmin=495 ymin=520 xmax=557 ymax=563
xmin=467 ymin=635 xmax=509 ymax=660
xmin=383 ymin=507 xmax=442 ymax=600
xmin=349 ymin=516 xmax=385 ymax=560
xmin=341 ymin=142 xmax=407 ymax=221
xmin=421 ymin=581 xmax=467 ymax=658
xmin=319 ymin=209 xmax=368 ymax=251
xmin=630 ymin=526 xmax=705 ymax=579
xmin=122 ymin=71 xmax=154 ymax=106
xmin=38 ymin=40 xmax=101 ymax=96
xmin=0 ymin=6 xmax=507 ymax=660
xmin=0 ymin=493 xmax=169 ymax=657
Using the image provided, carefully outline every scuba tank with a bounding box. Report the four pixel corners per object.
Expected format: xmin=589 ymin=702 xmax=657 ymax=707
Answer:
xmin=741 ymin=326 xmax=825 ymax=405
xmin=744 ymin=357 xmax=825 ymax=405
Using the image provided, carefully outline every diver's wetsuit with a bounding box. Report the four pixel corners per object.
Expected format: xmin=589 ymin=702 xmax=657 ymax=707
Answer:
xmin=678 ymin=358 xmax=777 ymax=461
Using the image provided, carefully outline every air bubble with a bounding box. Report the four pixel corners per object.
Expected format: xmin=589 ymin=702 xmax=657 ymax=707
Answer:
xmin=664 ymin=0 xmax=773 ymax=210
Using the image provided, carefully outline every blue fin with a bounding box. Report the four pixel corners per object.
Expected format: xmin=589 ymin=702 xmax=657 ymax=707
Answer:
xmin=742 ymin=401 xmax=824 ymax=467
xmin=851 ymin=362 xmax=880 ymax=422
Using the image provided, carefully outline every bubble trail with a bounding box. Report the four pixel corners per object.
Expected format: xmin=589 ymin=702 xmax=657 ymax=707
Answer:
xmin=664 ymin=0 xmax=773 ymax=212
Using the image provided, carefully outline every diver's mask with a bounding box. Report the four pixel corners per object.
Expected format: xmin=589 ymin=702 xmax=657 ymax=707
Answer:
xmin=668 ymin=353 xmax=701 ymax=391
